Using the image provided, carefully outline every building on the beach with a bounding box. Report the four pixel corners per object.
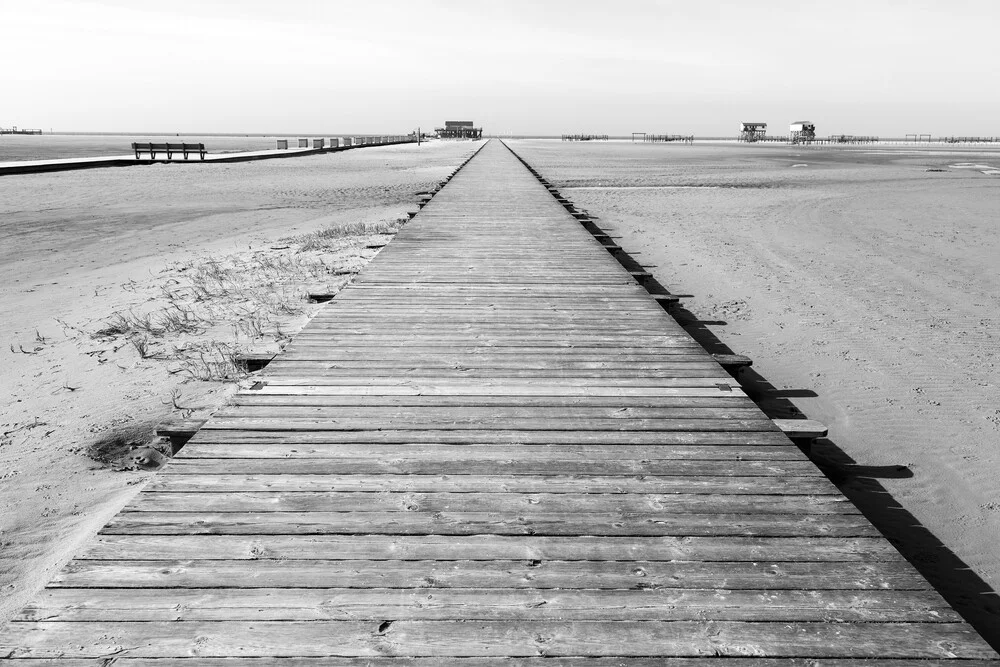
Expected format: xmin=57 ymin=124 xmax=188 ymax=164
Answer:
xmin=789 ymin=121 xmax=816 ymax=143
xmin=435 ymin=120 xmax=482 ymax=139
xmin=738 ymin=122 xmax=767 ymax=142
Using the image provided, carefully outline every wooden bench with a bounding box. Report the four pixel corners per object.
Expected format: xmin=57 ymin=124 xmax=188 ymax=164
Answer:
xmin=132 ymin=142 xmax=206 ymax=160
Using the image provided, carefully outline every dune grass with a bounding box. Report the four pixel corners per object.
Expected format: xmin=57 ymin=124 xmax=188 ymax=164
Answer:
xmin=89 ymin=216 xmax=407 ymax=381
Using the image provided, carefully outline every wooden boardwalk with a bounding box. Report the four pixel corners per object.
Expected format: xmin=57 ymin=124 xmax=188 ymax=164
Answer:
xmin=0 ymin=138 xmax=413 ymax=176
xmin=2 ymin=139 xmax=997 ymax=663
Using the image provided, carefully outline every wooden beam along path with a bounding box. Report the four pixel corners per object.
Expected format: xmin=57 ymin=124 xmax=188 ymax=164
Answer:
xmin=2 ymin=139 xmax=996 ymax=662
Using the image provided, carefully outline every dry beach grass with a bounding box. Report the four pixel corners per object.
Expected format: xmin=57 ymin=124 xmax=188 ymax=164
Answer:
xmin=0 ymin=141 xmax=477 ymax=626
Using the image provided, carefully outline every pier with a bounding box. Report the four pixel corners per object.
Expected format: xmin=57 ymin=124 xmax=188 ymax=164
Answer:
xmin=2 ymin=139 xmax=997 ymax=662
xmin=0 ymin=136 xmax=416 ymax=176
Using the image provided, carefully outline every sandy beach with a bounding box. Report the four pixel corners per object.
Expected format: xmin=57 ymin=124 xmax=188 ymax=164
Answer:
xmin=513 ymin=139 xmax=1000 ymax=640
xmin=1 ymin=137 xmax=998 ymax=645
xmin=0 ymin=141 xmax=478 ymax=626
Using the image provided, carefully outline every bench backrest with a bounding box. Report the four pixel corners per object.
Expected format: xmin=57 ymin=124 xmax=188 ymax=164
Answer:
xmin=131 ymin=142 xmax=205 ymax=150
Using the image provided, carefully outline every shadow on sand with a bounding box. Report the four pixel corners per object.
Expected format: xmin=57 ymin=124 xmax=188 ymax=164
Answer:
xmin=666 ymin=289 xmax=1000 ymax=650
xmin=567 ymin=203 xmax=999 ymax=648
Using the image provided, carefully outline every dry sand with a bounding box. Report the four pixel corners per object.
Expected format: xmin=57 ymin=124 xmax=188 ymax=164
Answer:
xmin=2 ymin=137 xmax=997 ymax=645
xmin=0 ymin=141 xmax=479 ymax=627
xmin=512 ymin=139 xmax=1000 ymax=644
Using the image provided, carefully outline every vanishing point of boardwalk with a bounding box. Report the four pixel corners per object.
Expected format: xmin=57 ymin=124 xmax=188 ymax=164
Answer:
xmin=2 ymin=140 xmax=997 ymax=662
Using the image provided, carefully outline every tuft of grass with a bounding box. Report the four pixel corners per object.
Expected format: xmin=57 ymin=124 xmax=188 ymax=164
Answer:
xmin=171 ymin=341 xmax=244 ymax=382
xmin=159 ymin=304 xmax=203 ymax=335
xmin=93 ymin=313 xmax=134 ymax=337
xmin=128 ymin=335 xmax=154 ymax=359
xmin=84 ymin=216 xmax=407 ymax=388
xmin=288 ymin=218 xmax=405 ymax=252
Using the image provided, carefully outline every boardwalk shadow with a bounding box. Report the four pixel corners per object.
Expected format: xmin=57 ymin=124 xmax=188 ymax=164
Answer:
xmin=575 ymin=217 xmax=1000 ymax=649
xmin=662 ymin=296 xmax=1000 ymax=651
xmin=808 ymin=437 xmax=1000 ymax=650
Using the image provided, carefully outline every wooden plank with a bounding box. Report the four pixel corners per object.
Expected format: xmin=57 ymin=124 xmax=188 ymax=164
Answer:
xmin=176 ymin=440 xmax=804 ymax=458
xmin=266 ymin=361 xmax=727 ymax=370
xmin=211 ymin=405 xmax=767 ymax=420
xmin=5 ymin=658 xmax=997 ymax=666
xmin=182 ymin=430 xmax=789 ymax=445
xmin=50 ymin=559 xmax=924 ymax=590
xmin=260 ymin=370 xmax=741 ymax=379
xmin=144 ymin=473 xmax=838 ymax=494
xmin=228 ymin=394 xmax=759 ymax=408
xmin=76 ymin=534 xmax=899 ymax=562
xmin=162 ymin=457 xmax=818 ymax=477
xmin=123 ymin=492 xmax=857 ymax=515
xmin=254 ymin=376 xmax=740 ymax=386
xmin=3 ymin=620 xmax=993 ymax=659
xmin=98 ymin=512 xmax=880 ymax=537
xmin=198 ymin=417 xmax=775 ymax=432
xmin=17 ymin=588 xmax=957 ymax=622
xmin=251 ymin=385 xmax=750 ymax=397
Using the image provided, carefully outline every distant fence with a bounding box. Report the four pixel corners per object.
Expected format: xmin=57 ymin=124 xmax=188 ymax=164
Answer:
xmin=274 ymin=135 xmax=415 ymax=150
xmin=643 ymin=134 xmax=694 ymax=144
xmin=737 ymin=135 xmax=787 ymax=143
xmin=935 ymin=136 xmax=999 ymax=144
xmin=561 ymin=134 xmax=609 ymax=141
xmin=748 ymin=135 xmax=881 ymax=145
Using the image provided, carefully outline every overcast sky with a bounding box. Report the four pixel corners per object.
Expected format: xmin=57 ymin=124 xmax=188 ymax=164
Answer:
xmin=3 ymin=0 xmax=997 ymax=136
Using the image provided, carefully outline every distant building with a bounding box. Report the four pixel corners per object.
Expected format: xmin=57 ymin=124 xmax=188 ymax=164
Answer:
xmin=435 ymin=120 xmax=482 ymax=139
xmin=738 ymin=122 xmax=767 ymax=142
xmin=789 ymin=121 xmax=816 ymax=143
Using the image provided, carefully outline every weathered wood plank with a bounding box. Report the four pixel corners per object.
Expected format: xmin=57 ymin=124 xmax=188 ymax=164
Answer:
xmin=17 ymin=588 xmax=956 ymax=622
xmin=199 ymin=417 xmax=775 ymax=432
xmin=176 ymin=441 xmax=805 ymax=459
xmin=5 ymin=658 xmax=997 ymax=666
xmin=76 ymin=534 xmax=901 ymax=562
xmin=229 ymin=394 xmax=759 ymax=408
xmin=210 ymin=406 xmax=764 ymax=420
xmin=49 ymin=559 xmax=927 ymax=590
xmin=162 ymin=457 xmax=819 ymax=477
xmin=251 ymin=385 xmax=750 ymax=397
xmin=3 ymin=620 xmax=993 ymax=659
xmin=124 ymin=492 xmax=856 ymax=515
xmin=146 ymin=473 xmax=837 ymax=494
xmin=254 ymin=377 xmax=739 ymax=388
xmin=261 ymin=369 xmax=732 ymax=379
xmin=98 ymin=512 xmax=880 ymax=537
